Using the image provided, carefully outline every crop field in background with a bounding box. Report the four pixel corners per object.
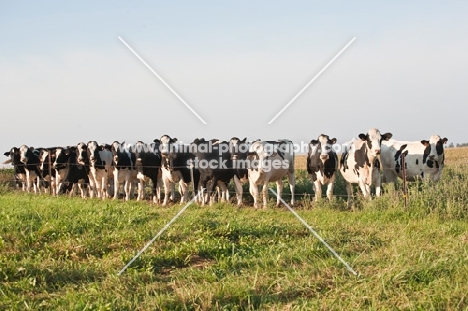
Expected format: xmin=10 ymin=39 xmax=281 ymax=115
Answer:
xmin=0 ymin=148 xmax=468 ymax=310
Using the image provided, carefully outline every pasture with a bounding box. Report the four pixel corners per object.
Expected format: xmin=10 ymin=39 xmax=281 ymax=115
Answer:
xmin=0 ymin=148 xmax=468 ymax=310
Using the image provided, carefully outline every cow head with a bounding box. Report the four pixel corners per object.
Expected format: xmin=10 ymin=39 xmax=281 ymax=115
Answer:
xmin=76 ymin=142 xmax=89 ymax=166
xmin=229 ymin=137 xmax=248 ymax=161
xmin=160 ymin=135 xmax=178 ymax=158
xmin=53 ymin=147 xmax=70 ymax=170
xmin=86 ymin=141 xmax=101 ymax=166
xmin=358 ymin=128 xmax=392 ymax=158
xmin=18 ymin=145 xmax=29 ymax=164
xmin=421 ymin=135 xmax=448 ymax=167
xmin=4 ymin=147 xmax=20 ymax=165
xmin=309 ymin=134 xmax=337 ymax=163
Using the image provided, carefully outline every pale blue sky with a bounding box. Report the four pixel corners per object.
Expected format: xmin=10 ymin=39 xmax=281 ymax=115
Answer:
xmin=1 ymin=1 xmax=467 ymax=156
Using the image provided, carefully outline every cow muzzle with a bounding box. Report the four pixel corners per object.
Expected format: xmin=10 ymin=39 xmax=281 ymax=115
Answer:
xmin=320 ymin=154 xmax=329 ymax=160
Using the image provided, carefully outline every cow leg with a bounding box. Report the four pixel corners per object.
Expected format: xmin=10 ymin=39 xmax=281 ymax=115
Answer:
xmin=25 ymin=171 xmax=32 ymax=193
xmin=288 ymin=171 xmax=295 ymax=206
xmin=326 ymin=182 xmax=334 ymax=201
xmin=276 ymin=180 xmax=283 ymax=207
xmin=372 ymin=168 xmax=382 ymax=197
xmin=262 ymin=181 xmax=269 ymax=209
xmin=113 ymin=170 xmax=120 ymax=200
xmin=313 ymin=180 xmax=322 ymax=202
xmin=358 ymin=180 xmax=371 ymax=200
xmin=88 ymin=175 xmax=96 ymax=198
xmin=232 ymin=176 xmax=243 ymax=206
xmin=162 ymin=178 xmax=171 ymax=206
xmin=345 ymin=181 xmax=353 ymax=209
xmin=124 ymin=175 xmax=132 ymax=201
xmin=137 ymin=179 xmax=144 ymax=201
xmin=249 ymin=181 xmax=260 ymax=209
xmin=179 ymin=181 xmax=189 ymax=204
xmin=209 ymin=178 xmax=218 ymax=206
xmin=148 ymin=177 xmax=157 ymax=204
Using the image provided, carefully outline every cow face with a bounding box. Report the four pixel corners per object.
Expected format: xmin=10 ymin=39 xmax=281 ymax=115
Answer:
xmin=229 ymin=137 xmax=248 ymax=161
xmin=54 ymin=147 xmax=70 ymax=170
xmin=160 ymin=135 xmax=178 ymax=160
xmin=111 ymin=141 xmax=122 ymax=165
xmin=76 ymin=142 xmax=89 ymax=166
xmin=309 ymin=134 xmax=337 ymax=163
xmin=19 ymin=145 xmax=30 ymax=164
xmin=4 ymin=147 xmax=20 ymax=165
xmin=359 ymin=128 xmax=392 ymax=158
xmin=86 ymin=141 xmax=100 ymax=166
xmin=421 ymin=135 xmax=448 ymax=166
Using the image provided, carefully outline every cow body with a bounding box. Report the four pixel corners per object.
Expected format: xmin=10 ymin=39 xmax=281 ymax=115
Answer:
xmin=86 ymin=141 xmax=113 ymax=199
xmin=111 ymin=141 xmax=137 ymax=201
xmin=340 ymin=128 xmax=392 ymax=207
xmin=38 ymin=148 xmax=57 ymax=195
xmin=160 ymin=135 xmax=200 ymax=205
xmin=247 ymin=140 xmax=295 ymax=209
xmin=229 ymin=137 xmax=250 ymax=206
xmin=307 ymin=135 xmax=338 ymax=201
xmin=191 ymin=138 xmax=235 ymax=205
xmin=18 ymin=145 xmax=42 ymax=193
xmin=381 ymin=135 xmax=448 ymax=183
xmin=4 ymin=147 xmax=27 ymax=191
xmin=57 ymin=146 xmax=90 ymax=198
xmin=134 ymin=141 xmax=162 ymax=203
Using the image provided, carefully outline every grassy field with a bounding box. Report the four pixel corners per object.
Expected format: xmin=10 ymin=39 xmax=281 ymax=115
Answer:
xmin=1 ymin=148 xmax=468 ymax=310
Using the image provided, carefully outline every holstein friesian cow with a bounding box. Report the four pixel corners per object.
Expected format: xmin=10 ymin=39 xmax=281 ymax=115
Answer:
xmin=38 ymin=147 xmax=57 ymax=195
xmin=53 ymin=147 xmax=71 ymax=194
xmin=247 ymin=140 xmax=295 ymax=209
xmin=4 ymin=147 xmax=27 ymax=191
xmin=85 ymin=141 xmax=113 ymax=199
xmin=191 ymin=138 xmax=235 ymax=205
xmin=159 ymin=135 xmax=200 ymax=206
xmin=57 ymin=146 xmax=90 ymax=198
xmin=18 ymin=145 xmax=42 ymax=193
xmin=381 ymin=135 xmax=448 ymax=183
xmin=340 ymin=128 xmax=392 ymax=207
xmin=229 ymin=137 xmax=250 ymax=206
xmin=111 ymin=141 xmax=137 ymax=201
xmin=133 ymin=140 xmax=162 ymax=203
xmin=307 ymin=134 xmax=338 ymax=201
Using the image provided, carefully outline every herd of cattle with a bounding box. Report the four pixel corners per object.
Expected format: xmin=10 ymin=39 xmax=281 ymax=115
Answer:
xmin=3 ymin=129 xmax=448 ymax=208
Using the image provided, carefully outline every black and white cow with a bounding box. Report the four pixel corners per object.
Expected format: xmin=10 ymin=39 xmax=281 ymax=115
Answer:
xmin=38 ymin=147 xmax=57 ymax=195
xmin=133 ymin=140 xmax=162 ymax=203
xmin=53 ymin=147 xmax=71 ymax=194
xmin=307 ymin=134 xmax=338 ymax=201
xmin=159 ymin=135 xmax=200 ymax=206
xmin=247 ymin=140 xmax=295 ymax=209
xmin=86 ymin=141 xmax=113 ymax=198
xmin=340 ymin=128 xmax=392 ymax=207
xmin=191 ymin=138 xmax=235 ymax=205
xmin=4 ymin=147 xmax=27 ymax=191
xmin=111 ymin=141 xmax=137 ymax=201
xmin=229 ymin=137 xmax=250 ymax=206
xmin=57 ymin=146 xmax=90 ymax=198
xmin=381 ymin=135 xmax=448 ymax=183
xmin=18 ymin=145 xmax=42 ymax=193
xmin=85 ymin=141 xmax=113 ymax=199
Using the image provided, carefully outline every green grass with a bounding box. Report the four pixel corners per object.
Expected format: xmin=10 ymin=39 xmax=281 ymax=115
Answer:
xmin=1 ymin=161 xmax=468 ymax=310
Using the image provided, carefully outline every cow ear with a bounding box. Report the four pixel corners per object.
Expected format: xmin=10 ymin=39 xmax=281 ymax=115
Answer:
xmin=242 ymin=137 xmax=247 ymax=142
xmin=358 ymin=134 xmax=367 ymax=141
xmin=4 ymin=152 xmax=9 ymax=156
xmin=331 ymin=138 xmax=337 ymax=144
xmin=98 ymin=145 xmax=104 ymax=151
xmin=381 ymin=132 xmax=393 ymax=141
xmin=420 ymin=140 xmax=429 ymax=146
xmin=310 ymin=140 xmax=318 ymax=145
xmin=173 ymin=138 xmax=178 ymax=142
xmin=153 ymin=139 xmax=160 ymax=143
xmin=442 ymin=137 xmax=448 ymax=144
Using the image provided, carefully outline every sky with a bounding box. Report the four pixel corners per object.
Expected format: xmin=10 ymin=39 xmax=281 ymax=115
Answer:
xmin=1 ymin=0 xmax=467 ymax=161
